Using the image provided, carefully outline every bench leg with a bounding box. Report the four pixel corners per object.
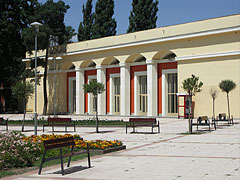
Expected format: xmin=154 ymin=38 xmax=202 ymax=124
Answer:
xmin=60 ymin=148 xmax=64 ymax=175
xmin=52 ymin=125 xmax=54 ymax=132
xmin=152 ymin=125 xmax=154 ymax=133
xmin=65 ymin=125 xmax=67 ymax=132
xmin=43 ymin=125 xmax=44 ymax=132
xmin=126 ymin=124 xmax=127 ymax=134
xmin=38 ymin=151 xmax=46 ymax=175
xmin=67 ymin=146 xmax=74 ymax=167
xmin=158 ymin=124 xmax=160 ymax=133
xmin=74 ymin=124 xmax=76 ymax=132
xmin=87 ymin=143 xmax=91 ymax=168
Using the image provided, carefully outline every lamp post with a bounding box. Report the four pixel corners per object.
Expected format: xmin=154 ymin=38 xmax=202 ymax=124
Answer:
xmin=30 ymin=22 xmax=42 ymax=135
xmin=48 ymin=56 xmax=62 ymax=117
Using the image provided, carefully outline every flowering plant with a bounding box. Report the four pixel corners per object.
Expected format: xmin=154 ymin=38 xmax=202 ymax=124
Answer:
xmin=0 ymin=131 xmax=41 ymax=170
xmin=22 ymin=134 xmax=123 ymax=150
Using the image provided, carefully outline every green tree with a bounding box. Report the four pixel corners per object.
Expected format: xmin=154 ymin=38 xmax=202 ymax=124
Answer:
xmin=92 ymin=0 xmax=117 ymax=39
xmin=12 ymin=81 xmax=34 ymax=131
xmin=0 ymin=0 xmax=38 ymax=111
xmin=182 ymin=74 xmax=203 ymax=133
xmin=83 ymin=80 xmax=105 ymax=133
xmin=23 ymin=0 xmax=73 ymax=115
xmin=78 ymin=0 xmax=93 ymax=41
xmin=127 ymin=0 xmax=159 ymax=33
xmin=219 ymin=80 xmax=236 ymax=119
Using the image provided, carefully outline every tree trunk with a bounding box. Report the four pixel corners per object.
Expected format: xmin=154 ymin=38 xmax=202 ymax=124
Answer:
xmin=213 ymin=98 xmax=215 ymax=120
xmin=43 ymin=47 xmax=49 ymax=115
xmin=187 ymin=95 xmax=192 ymax=133
xmin=227 ymin=93 xmax=231 ymax=119
xmin=22 ymin=99 xmax=26 ymax=132
xmin=95 ymin=95 xmax=99 ymax=133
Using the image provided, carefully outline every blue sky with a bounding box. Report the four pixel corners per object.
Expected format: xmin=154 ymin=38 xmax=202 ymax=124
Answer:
xmin=39 ymin=0 xmax=240 ymax=41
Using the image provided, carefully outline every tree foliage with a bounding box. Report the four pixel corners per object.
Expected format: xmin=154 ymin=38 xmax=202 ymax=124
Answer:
xmin=83 ymin=80 xmax=105 ymax=97
xmin=78 ymin=0 xmax=93 ymax=41
xmin=219 ymin=80 xmax=236 ymax=94
xmin=23 ymin=0 xmax=73 ymax=115
xmin=92 ymin=0 xmax=117 ymax=39
xmin=127 ymin=0 xmax=159 ymax=33
xmin=0 ymin=0 xmax=38 ymax=111
xmin=182 ymin=74 xmax=203 ymax=96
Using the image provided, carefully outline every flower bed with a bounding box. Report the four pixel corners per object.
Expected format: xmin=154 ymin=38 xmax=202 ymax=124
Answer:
xmin=22 ymin=134 xmax=124 ymax=151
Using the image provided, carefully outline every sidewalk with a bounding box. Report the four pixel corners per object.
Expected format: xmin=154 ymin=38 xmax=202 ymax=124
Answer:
xmin=1 ymin=117 xmax=240 ymax=180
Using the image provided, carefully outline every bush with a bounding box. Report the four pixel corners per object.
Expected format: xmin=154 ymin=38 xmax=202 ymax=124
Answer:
xmin=0 ymin=131 xmax=42 ymax=170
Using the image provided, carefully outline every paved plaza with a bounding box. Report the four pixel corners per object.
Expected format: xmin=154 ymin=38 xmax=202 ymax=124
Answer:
xmin=1 ymin=115 xmax=240 ymax=180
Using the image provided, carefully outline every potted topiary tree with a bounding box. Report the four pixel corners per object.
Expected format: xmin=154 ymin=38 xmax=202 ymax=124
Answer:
xmin=182 ymin=74 xmax=203 ymax=133
xmin=219 ymin=80 xmax=236 ymax=120
xmin=83 ymin=79 xmax=105 ymax=133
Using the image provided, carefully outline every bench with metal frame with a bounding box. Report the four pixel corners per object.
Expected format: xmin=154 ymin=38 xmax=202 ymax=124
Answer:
xmin=214 ymin=113 xmax=233 ymax=126
xmin=38 ymin=136 xmax=91 ymax=175
xmin=43 ymin=117 xmax=76 ymax=132
xmin=0 ymin=117 xmax=8 ymax=131
xmin=126 ymin=118 xmax=160 ymax=134
xmin=191 ymin=116 xmax=216 ymax=132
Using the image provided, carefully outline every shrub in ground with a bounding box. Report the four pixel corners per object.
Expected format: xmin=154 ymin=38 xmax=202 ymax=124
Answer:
xmin=0 ymin=131 xmax=42 ymax=170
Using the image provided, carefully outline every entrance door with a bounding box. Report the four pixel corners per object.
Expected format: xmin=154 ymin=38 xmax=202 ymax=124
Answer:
xmin=113 ymin=77 xmax=120 ymax=114
xmin=69 ymin=78 xmax=76 ymax=114
xmin=167 ymin=73 xmax=178 ymax=115
xmin=139 ymin=75 xmax=147 ymax=114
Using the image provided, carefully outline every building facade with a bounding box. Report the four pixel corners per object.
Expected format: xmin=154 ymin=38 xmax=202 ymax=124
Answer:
xmin=25 ymin=14 xmax=240 ymax=118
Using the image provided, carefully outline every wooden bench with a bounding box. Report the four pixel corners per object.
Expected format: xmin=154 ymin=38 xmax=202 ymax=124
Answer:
xmin=39 ymin=136 xmax=91 ymax=175
xmin=214 ymin=113 xmax=233 ymax=126
xmin=126 ymin=118 xmax=160 ymax=134
xmin=0 ymin=117 xmax=8 ymax=131
xmin=191 ymin=116 xmax=216 ymax=132
xmin=43 ymin=117 xmax=76 ymax=132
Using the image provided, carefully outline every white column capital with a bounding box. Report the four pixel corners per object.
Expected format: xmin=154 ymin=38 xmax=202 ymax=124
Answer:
xmin=75 ymin=67 xmax=81 ymax=71
xmin=119 ymin=62 xmax=129 ymax=67
xmin=96 ymin=65 xmax=106 ymax=70
xmin=146 ymin=60 xmax=156 ymax=65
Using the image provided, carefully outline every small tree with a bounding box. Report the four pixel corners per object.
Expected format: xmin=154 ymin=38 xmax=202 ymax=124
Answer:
xmin=83 ymin=80 xmax=105 ymax=133
xmin=182 ymin=74 xmax=203 ymax=133
xmin=219 ymin=80 xmax=236 ymax=119
xmin=12 ymin=81 xmax=34 ymax=131
xmin=209 ymin=87 xmax=218 ymax=120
